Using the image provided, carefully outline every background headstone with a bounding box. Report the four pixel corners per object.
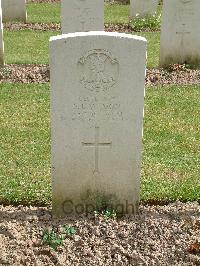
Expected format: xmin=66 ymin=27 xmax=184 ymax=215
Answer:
xmin=130 ymin=0 xmax=158 ymax=18
xmin=2 ymin=0 xmax=27 ymax=23
xmin=160 ymin=0 xmax=200 ymax=67
xmin=0 ymin=0 xmax=4 ymax=65
xmin=61 ymin=0 xmax=104 ymax=34
xmin=50 ymin=32 xmax=147 ymax=217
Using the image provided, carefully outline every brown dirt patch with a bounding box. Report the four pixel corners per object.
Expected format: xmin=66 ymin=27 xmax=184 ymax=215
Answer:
xmin=146 ymin=67 xmax=200 ymax=86
xmin=27 ymin=0 xmax=126 ymax=3
xmin=4 ymin=22 xmax=158 ymax=33
xmin=0 ymin=64 xmax=49 ymax=84
xmin=0 ymin=64 xmax=200 ymax=85
xmin=4 ymin=22 xmax=61 ymax=31
xmin=27 ymin=0 xmax=60 ymax=3
xmin=106 ymin=23 xmax=159 ymax=33
xmin=0 ymin=202 xmax=199 ymax=265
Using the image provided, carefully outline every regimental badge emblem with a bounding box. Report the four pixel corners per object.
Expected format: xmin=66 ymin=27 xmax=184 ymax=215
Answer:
xmin=78 ymin=49 xmax=119 ymax=92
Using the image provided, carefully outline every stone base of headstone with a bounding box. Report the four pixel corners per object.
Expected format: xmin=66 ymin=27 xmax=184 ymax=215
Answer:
xmin=130 ymin=0 xmax=158 ymax=18
xmin=2 ymin=0 xmax=27 ymax=23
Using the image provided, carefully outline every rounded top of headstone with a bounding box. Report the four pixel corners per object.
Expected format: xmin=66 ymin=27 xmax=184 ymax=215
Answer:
xmin=50 ymin=31 xmax=147 ymax=44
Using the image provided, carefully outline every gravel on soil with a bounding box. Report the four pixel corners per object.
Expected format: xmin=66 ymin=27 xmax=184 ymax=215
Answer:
xmin=146 ymin=67 xmax=200 ymax=86
xmin=4 ymin=22 xmax=152 ymax=33
xmin=0 ymin=202 xmax=199 ymax=265
xmin=0 ymin=64 xmax=50 ymax=84
xmin=27 ymin=0 xmax=60 ymax=3
xmin=4 ymin=22 xmax=61 ymax=32
xmin=26 ymin=0 xmax=124 ymax=3
xmin=0 ymin=64 xmax=200 ymax=86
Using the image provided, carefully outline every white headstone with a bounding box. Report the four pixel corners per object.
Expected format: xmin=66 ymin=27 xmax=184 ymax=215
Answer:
xmin=61 ymin=0 xmax=104 ymax=34
xmin=130 ymin=0 xmax=158 ymax=18
xmin=2 ymin=0 xmax=27 ymax=23
xmin=0 ymin=0 xmax=4 ymax=65
xmin=50 ymin=32 xmax=147 ymax=217
xmin=160 ymin=0 xmax=200 ymax=67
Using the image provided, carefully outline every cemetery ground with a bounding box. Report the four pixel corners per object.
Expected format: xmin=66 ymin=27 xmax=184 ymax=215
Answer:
xmin=0 ymin=1 xmax=199 ymax=265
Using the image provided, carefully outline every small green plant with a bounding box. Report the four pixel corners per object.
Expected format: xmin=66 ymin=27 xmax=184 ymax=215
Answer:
xmin=103 ymin=210 xmax=117 ymax=219
xmin=94 ymin=209 xmax=117 ymax=219
xmin=1 ymin=67 xmax=12 ymax=77
xmin=130 ymin=14 xmax=161 ymax=32
xmin=63 ymin=226 xmax=76 ymax=237
xmin=42 ymin=229 xmax=64 ymax=250
xmin=42 ymin=226 xmax=76 ymax=250
xmin=166 ymin=63 xmax=193 ymax=72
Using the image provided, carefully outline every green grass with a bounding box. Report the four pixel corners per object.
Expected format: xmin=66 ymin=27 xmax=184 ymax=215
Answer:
xmin=27 ymin=3 xmax=60 ymax=24
xmin=0 ymin=84 xmax=51 ymax=205
xmin=105 ymin=4 xmax=161 ymax=31
xmin=4 ymin=30 xmax=159 ymax=67
xmin=138 ymin=32 xmax=160 ymax=68
xmin=4 ymin=30 xmax=60 ymax=64
xmin=27 ymin=3 xmax=161 ymax=31
xmin=142 ymin=85 xmax=200 ymax=202
xmin=105 ymin=4 xmax=129 ymax=24
xmin=1 ymin=2 xmax=198 ymax=206
xmin=4 ymin=3 xmax=161 ymax=67
xmin=27 ymin=3 xmax=129 ymax=25
xmin=0 ymin=84 xmax=199 ymax=205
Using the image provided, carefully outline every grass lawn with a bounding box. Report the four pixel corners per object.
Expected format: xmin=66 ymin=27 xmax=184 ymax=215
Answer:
xmin=27 ymin=3 xmax=60 ymax=24
xmin=27 ymin=3 xmax=161 ymax=31
xmin=142 ymin=85 xmax=200 ymax=202
xmin=4 ymin=30 xmax=60 ymax=64
xmin=4 ymin=30 xmax=159 ymax=67
xmin=27 ymin=3 xmax=129 ymax=25
xmin=4 ymin=3 xmax=161 ymax=67
xmin=105 ymin=4 xmax=129 ymax=24
xmin=0 ymin=2 xmax=198 ymax=207
xmin=0 ymin=84 xmax=199 ymax=206
xmin=0 ymin=84 xmax=51 ymax=205
xmin=139 ymin=32 xmax=160 ymax=68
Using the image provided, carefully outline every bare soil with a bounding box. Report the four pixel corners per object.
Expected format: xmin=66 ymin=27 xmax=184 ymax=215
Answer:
xmin=0 ymin=64 xmax=50 ymax=84
xmin=146 ymin=67 xmax=200 ymax=86
xmin=27 ymin=0 xmax=125 ymax=3
xmin=4 ymin=22 xmax=61 ymax=31
xmin=0 ymin=64 xmax=200 ymax=86
xmin=0 ymin=202 xmax=199 ymax=265
xmin=27 ymin=0 xmax=60 ymax=3
xmin=4 ymin=22 xmax=149 ymax=33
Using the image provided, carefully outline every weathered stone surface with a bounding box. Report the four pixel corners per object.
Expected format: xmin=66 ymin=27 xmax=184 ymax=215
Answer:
xmin=61 ymin=0 xmax=104 ymax=34
xmin=50 ymin=32 xmax=147 ymax=217
xmin=2 ymin=0 xmax=27 ymax=23
xmin=160 ymin=0 xmax=200 ymax=67
xmin=130 ymin=0 xmax=158 ymax=18
xmin=0 ymin=0 xmax=4 ymax=65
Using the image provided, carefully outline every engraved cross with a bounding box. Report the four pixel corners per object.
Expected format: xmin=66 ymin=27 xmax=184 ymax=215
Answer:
xmin=76 ymin=7 xmax=90 ymax=31
xmin=82 ymin=127 xmax=112 ymax=173
xmin=176 ymin=24 xmax=190 ymax=42
xmin=176 ymin=24 xmax=190 ymax=57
